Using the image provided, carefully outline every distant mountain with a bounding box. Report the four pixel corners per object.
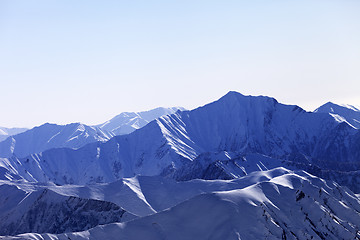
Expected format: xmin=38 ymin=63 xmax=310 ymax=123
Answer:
xmin=1 ymin=92 xmax=360 ymax=193
xmin=0 ymin=123 xmax=113 ymax=158
xmin=315 ymin=102 xmax=360 ymax=129
xmin=2 ymin=168 xmax=359 ymax=239
xmin=96 ymin=107 xmax=185 ymax=135
xmin=0 ymin=127 xmax=27 ymax=142
xmin=0 ymin=107 xmax=184 ymax=158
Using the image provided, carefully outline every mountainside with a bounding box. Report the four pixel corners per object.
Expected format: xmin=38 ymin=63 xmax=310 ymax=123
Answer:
xmin=1 ymin=92 xmax=360 ymax=193
xmin=0 ymin=123 xmax=114 ymax=158
xmin=0 ymin=127 xmax=27 ymax=142
xmin=0 ymin=183 xmax=135 ymax=236
xmin=96 ymin=107 xmax=185 ymax=135
xmin=2 ymin=168 xmax=359 ymax=240
xmin=315 ymin=102 xmax=360 ymax=129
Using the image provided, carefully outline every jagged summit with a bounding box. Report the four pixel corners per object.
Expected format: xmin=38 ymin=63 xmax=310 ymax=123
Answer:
xmin=315 ymin=101 xmax=360 ymax=129
xmin=315 ymin=102 xmax=336 ymax=112
xmin=213 ymin=91 xmax=277 ymax=106
xmin=316 ymin=101 xmax=360 ymax=112
xmin=97 ymin=107 xmax=185 ymax=135
xmin=209 ymin=91 xmax=305 ymax=115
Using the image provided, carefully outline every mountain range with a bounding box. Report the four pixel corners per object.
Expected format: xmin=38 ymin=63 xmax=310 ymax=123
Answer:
xmin=0 ymin=91 xmax=359 ymax=239
xmin=1 ymin=92 xmax=359 ymax=191
xmin=0 ymin=107 xmax=183 ymax=159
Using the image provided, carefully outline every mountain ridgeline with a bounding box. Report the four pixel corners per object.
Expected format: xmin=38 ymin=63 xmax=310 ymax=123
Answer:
xmin=2 ymin=168 xmax=360 ymax=240
xmin=0 ymin=107 xmax=183 ymax=159
xmin=1 ymin=92 xmax=360 ymax=240
xmin=96 ymin=107 xmax=185 ymax=135
xmin=1 ymin=92 xmax=360 ymax=192
xmin=315 ymin=101 xmax=360 ymax=129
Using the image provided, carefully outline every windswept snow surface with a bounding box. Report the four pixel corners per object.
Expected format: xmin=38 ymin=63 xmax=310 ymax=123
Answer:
xmin=96 ymin=107 xmax=185 ymax=135
xmin=0 ymin=168 xmax=291 ymax=219
xmin=1 ymin=168 xmax=359 ymax=240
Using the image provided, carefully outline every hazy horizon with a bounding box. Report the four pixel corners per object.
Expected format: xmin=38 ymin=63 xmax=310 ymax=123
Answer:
xmin=1 ymin=0 xmax=359 ymax=128
xmin=1 ymin=91 xmax=358 ymax=129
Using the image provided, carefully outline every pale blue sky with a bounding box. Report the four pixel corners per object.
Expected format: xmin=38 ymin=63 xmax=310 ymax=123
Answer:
xmin=1 ymin=0 xmax=359 ymax=128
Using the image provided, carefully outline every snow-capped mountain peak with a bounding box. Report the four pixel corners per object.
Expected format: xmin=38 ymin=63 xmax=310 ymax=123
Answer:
xmin=97 ymin=107 xmax=185 ymax=135
xmin=315 ymin=101 xmax=360 ymax=129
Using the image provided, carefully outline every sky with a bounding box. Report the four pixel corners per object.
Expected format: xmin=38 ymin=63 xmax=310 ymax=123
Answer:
xmin=0 ymin=0 xmax=359 ymax=128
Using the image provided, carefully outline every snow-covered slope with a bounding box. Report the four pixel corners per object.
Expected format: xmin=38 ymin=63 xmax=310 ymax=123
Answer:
xmin=0 ymin=183 xmax=135 ymax=236
xmin=0 ymin=168 xmax=291 ymax=220
xmin=1 ymin=92 xmax=360 ymax=192
xmin=96 ymin=107 xmax=185 ymax=135
xmin=0 ymin=123 xmax=113 ymax=158
xmin=315 ymin=102 xmax=360 ymax=129
xmin=0 ymin=127 xmax=27 ymax=142
xmin=2 ymin=168 xmax=359 ymax=240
